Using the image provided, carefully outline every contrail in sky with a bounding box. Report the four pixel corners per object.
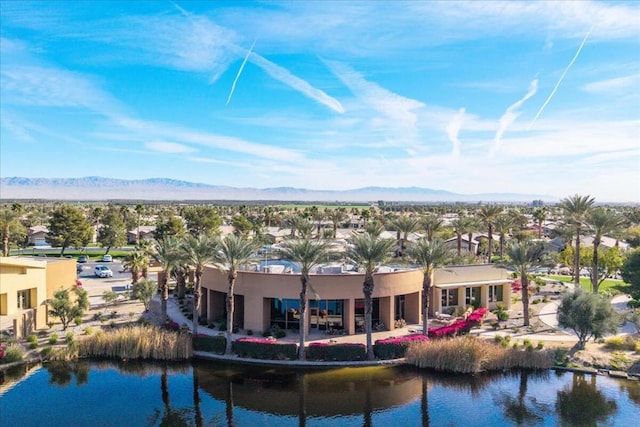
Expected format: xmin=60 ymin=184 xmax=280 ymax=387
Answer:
xmin=528 ymin=28 xmax=592 ymax=129
xmin=226 ymin=39 xmax=256 ymax=105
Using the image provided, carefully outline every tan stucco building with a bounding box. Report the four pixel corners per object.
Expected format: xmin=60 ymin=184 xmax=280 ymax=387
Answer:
xmin=0 ymin=257 xmax=76 ymax=316
xmin=200 ymin=263 xmax=512 ymax=335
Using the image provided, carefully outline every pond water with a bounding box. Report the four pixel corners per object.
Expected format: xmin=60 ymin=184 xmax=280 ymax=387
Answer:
xmin=1 ymin=360 xmax=639 ymax=426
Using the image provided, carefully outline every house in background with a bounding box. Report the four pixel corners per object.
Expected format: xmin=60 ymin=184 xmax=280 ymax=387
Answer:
xmin=126 ymin=226 xmax=157 ymax=244
xmin=27 ymin=225 xmax=49 ymax=246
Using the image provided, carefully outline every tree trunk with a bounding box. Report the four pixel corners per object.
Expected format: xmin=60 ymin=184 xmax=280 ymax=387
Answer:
xmin=574 ymin=229 xmax=581 ymax=286
xmin=592 ymin=239 xmax=600 ymax=294
xmin=487 ymin=225 xmax=493 ymax=263
xmin=364 ymin=273 xmax=375 ymax=360
xmin=521 ymin=273 xmax=530 ymax=327
xmin=225 ymin=271 xmax=237 ymax=355
xmin=161 ymin=269 xmax=169 ymax=320
xmin=422 ymin=272 xmax=431 ymax=336
xmin=298 ymin=275 xmax=308 ymax=360
xmin=193 ymin=271 xmax=201 ymax=337
xmin=456 ymin=233 xmax=462 ymax=257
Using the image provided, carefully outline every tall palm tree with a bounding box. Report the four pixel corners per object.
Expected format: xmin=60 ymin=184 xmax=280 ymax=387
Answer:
xmin=478 ymin=205 xmax=503 ymax=263
xmin=390 ymin=215 xmax=420 ymax=257
xmin=280 ymin=239 xmax=330 ymax=360
xmin=407 ymin=238 xmax=453 ymax=335
xmin=502 ymin=240 xmax=547 ymax=327
xmin=364 ymin=220 xmax=384 ymax=238
xmin=153 ymin=236 xmax=183 ymax=320
xmin=493 ymin=214 xmax=514 ymax=261
xmin=347 ymin=233 xmax=396 ymax=360
xmin=560 ymin=194 xmax=595 ymax=285
xmin=326 ymin=208 xmax=347 ymax=239
xmin=586 ymin=208 xmax=625 ymax=293
xmin=532 ymin=207 xmax=547 ymax=239
xmin=421 ymin=214 xmax=444 ymax=242
xmin=134 ymin=203 xmax=145 ymax=245
xmin=451 ymin=216 xmax=471 ymax=257
xmin=181 ymin=235 xmax=218 ymax=336
xmin=213 ymin=235 xmax=259 ymax=355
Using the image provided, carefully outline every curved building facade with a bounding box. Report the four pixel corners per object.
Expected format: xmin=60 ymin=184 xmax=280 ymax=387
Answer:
xmin=200 ymin=264 xmax=511 ymax=335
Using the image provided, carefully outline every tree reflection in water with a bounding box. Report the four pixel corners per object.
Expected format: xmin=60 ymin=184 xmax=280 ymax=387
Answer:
xmin=148 ymin=364 xmax=192 ymax=426
xmin=556 ymin=374 xmax=617 ymax=426
xmin=495 ymin=370 xmax=552 ymax=425
xmin=46 ymin=361 xmax=89 ymax=386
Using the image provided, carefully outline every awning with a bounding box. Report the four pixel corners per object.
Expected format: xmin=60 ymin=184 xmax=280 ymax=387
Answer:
xmin=435 ymin=279 xmax=512 ymax=289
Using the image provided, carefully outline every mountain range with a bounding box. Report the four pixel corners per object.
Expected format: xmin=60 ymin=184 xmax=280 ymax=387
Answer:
xmin=0 ymin=177 xmax=556 ymax=203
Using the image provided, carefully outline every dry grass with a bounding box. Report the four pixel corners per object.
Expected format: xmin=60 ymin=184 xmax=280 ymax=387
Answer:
xmin=405 ymin=336 xmax=553 ymax=374
xmin=78 ymin=325 xmax=192 ymax=361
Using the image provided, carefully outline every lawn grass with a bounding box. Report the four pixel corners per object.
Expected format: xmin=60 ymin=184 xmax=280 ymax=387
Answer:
xmin=548 ymin=274 xmax=629 ymax=295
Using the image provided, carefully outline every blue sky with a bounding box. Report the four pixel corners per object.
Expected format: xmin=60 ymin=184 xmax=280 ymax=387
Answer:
xmin=1 ymin=1 xmax=639 ymax=202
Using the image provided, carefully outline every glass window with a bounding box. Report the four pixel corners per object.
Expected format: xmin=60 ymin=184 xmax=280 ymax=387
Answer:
xmin=17 ymin=289 xmax=32 ymax=309
xmin=465 ymin=287 xmax=481 ymax=307
xmin=488 ymin=285 xmax=504 ymax=303
xmin=441 ymin=289 xmax=459 ymax=307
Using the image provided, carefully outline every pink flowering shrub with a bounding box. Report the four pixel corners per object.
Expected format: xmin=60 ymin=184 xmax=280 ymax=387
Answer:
xmin=307 ymin=342 xmax=366 ymax=361
xmin=428 ymin=308 xmax=488 ymax=339
xmin=374 ymin=333 xmax=429 ymax=359
xmin=0 ymin=343 xmax=4 ymax=360
xmin=234 ymin=337 xmax=298 ymax=360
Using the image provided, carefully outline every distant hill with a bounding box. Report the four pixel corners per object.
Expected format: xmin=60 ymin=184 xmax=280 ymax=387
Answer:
xmin=0 ymin=177 xmax=557 ymax=203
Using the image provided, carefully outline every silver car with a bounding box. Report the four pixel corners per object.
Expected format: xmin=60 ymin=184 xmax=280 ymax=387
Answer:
xmin=94 ymin=265 xmax=113 ymax=278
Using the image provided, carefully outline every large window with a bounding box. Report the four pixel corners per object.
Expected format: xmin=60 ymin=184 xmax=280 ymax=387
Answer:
xmin=465 ymin=287 xmax=481 ymax=307
xmin=354 ymin=298 xmax=380 ymax=331
xmin=271 ymin=298 xmax=344 ymax=331
xmin=441 ymin=289 xmax=458 ymax=307
xmin=488 ymin=285 xmax=504 ymax=303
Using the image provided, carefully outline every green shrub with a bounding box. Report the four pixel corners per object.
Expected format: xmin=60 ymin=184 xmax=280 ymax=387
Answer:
xmin=27 ymin=334 xmax=38 ymax=343
xmin=523 ymin=339 xmax=534 ymax=352
xmin=49 ymin=333 xmax=59 ymax=345
xmin=84 ymin=327 xmax=93 ymax=335
xmin=74 ymin=317 xmax=83 ymax=326
xmin=65 ymin=332 xmax=74 ymax=343
xmin=605 ymin=336 xmax=638 ymax=351
xmin=1 ymin=345 xmax=24 ymax=363
xmin=29 ymin=341 xmax=39 ymax=349
xmin=246 ymin=329 xmax=254 ymax=336
xmin=262 ymin=325 xmax=286 ymax=339
xmin=494 ymin=334 xmax=511 ymax=348
xmin=308 ymin=342 xmax=366 ymax=361
xmin=192 ymin=335 xmax=226 ymax=354
xmin=40 ymin=346 xmax=53 ymax=359
xmin=233 ymin=338 xmax=297 ymax=360
xmin=536 ymin=342 xmax=544 ymax=350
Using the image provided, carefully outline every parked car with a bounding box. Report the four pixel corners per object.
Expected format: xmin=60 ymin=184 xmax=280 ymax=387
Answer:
xmin=78 ymin=255 xmax=89 ymax=263
xmin=102 ymin=254 xmax=113 ymax=262
xmin=94 ymin=265 xmax=113 ymax=278
xmin=77 ymin=264 xmax=84 ymax=273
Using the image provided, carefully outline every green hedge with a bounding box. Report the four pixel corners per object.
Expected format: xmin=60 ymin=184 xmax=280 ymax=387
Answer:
xmin=193 ymin=335 xmax=226 ymax=354
xmin=307 ymin=342 xmax=366 ymax=361
xmin=374 ymin=334 xmax=429 ymax=360
xmin=233 ymin=338 xmax=298 ymax=360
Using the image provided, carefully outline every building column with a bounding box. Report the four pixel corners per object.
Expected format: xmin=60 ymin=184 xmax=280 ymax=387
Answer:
xmin=432 ymin=287 xmax=442 ymax=316
xmin=379 ymin=296 xmax=392 ymax=331
xmin=480 ymin=285 xmax=489 ymax=308
xmin=344 ymin=299 xmax=354 ymax=335
xmin=457 ymin=287 xmax=466 ymax=309
xmin=405 ymin=292 xmax=421 ymax=325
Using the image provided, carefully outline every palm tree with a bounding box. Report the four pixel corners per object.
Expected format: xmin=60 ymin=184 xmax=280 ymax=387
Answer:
xmin=213 ymin=235 xmax=259 ymax=355
xmin=478 ymin=205 xmax=503 ymax=263
xmin=280 ymin=239 xmax=330 ymax=360
xmin=181 ymin=235 xmax=218 ymax=336
xmin=421 ymin=214 xmax=444 ymax=242
xmin=364 ymin=220 xmax=384 ymax=238
xmin=493 ymin=214 xmax=514 ymax=262
xmin=153 ymin=236 xmax=183 ymax=320
xmin=502 ymin=240 xmax=547 ymax=327
xmin=532 ymin=207 xmax=547 ymax=239
xmin=123 ymin=250 xmax=149 ymax=285
xmin=586 ymin=208 xmax=625 ymax=293
xmin=560 ymin=194 xmax=595 ymax=285
xmin=326 ymin=208 xmax=347 ymax=239
xmin=134 ymin=203 xmax=145 ymax=245
xmin=451 ymin=216 xmax=471 ymax=257
xmin=407 ymin=238 xmax=453 ymax=335
xmin=347 ymin=233 xmax=396 ymax=360
xmin=390 ymin=215 xmax=420 ymax=257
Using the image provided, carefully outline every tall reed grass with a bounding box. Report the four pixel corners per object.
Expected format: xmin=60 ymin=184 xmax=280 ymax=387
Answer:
xmin=405 ymin=336 xmax=553 ymax=374
xmin=78 ymin=326 xmax=192 ymax=361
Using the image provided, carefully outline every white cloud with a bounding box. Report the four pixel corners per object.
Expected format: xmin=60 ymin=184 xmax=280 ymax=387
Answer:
xmin=145 ymin=141 xmax=196 ymax=154
xmin=446 ymin=108 xmax=465 ymax=158
xmin=582 ymin=73 xmax=640 ymax=93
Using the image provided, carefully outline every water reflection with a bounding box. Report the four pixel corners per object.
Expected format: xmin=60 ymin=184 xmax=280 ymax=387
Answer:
xmin=556 ymin=374 xmax=617 ymax=426
xmin=45 ymin=361 xmax=89 ymax=386
xmin=494 ymin=370 xmax=552 ymax=425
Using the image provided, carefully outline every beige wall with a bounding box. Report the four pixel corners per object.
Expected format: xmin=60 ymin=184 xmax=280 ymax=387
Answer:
xmin=45 ymin=259 xmax=77 ymax=299
xmin=200 ymin=264 xmax=509 ymax=335
xmin=0 ymin=258 xmax=47 ymax=316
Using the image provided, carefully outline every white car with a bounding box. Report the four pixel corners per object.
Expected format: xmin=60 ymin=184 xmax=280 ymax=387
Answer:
xmin=94 ymin=265 xmax=113 ymax=278
xmin=102 ymin=254 xmax=113 ymax=262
